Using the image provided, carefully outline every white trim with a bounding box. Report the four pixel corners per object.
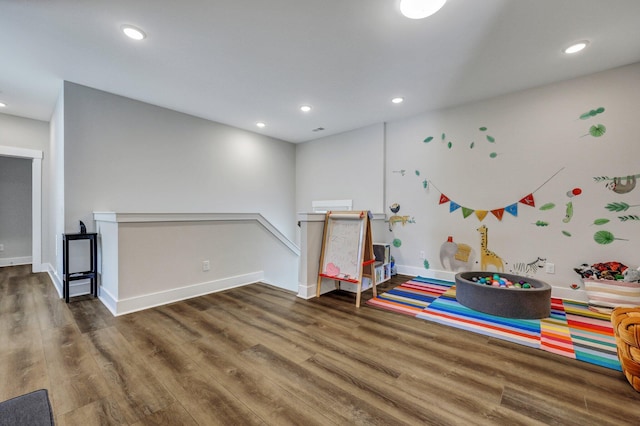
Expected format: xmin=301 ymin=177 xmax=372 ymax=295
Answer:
xmin=0 ymin=256 xmax=32 ymax=267
xmin=0 ymin=145 xmax=43 ymax=160
xmin=98 ymin=285 xmax=118 ymax=316
xmin=45 ymin=262 xmax=62 ymax=297
xmin=397 ymin=265 xmax=456 ymax=282
xmin=296 ymin=212 xmax=386 ymax=222
xmin=297 ymin=282 xmax=316 ymax=299
xmin=31 ymin=158 xmax=42 ymax=271
xmin=93 ymin=212 xmax=300 ymax=256
xmin=311 ymin=199 xmax=352 ymax=213
xmin=112 ymin=271 xmax=264 ymax=316
xmin=0 ymin=145 xmax=43 ymax=273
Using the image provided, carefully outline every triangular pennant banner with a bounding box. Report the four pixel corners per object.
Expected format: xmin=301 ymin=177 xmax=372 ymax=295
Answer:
xmin=439 ymin=194 xmax=450 ymax=204
xmin=475 ymin=210 xmax=488 ymax=221
xmin=519 ymin=193 xmax=535 ymax=207
xmin=491 ymin=208 xmax=505 ymax=221
xmin=505 ymin=203 xmax=518 ymax=217
xmin=449 ymin=202 xmax=461 ymax=212
xmin=462 ymin=207 xmax=474 ymax=218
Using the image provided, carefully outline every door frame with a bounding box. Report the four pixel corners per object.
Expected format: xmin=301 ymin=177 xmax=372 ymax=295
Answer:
xmin=0 ymin=145 xmax=43 ymax=272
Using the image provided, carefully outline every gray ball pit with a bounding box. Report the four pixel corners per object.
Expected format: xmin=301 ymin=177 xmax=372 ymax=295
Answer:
xmin=455 ymin=272 xmax=552 ymax=319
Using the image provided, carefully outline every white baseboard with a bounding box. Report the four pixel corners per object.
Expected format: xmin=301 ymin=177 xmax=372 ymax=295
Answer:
xmin=98 ymin=286 xmax=118 ymax=316
xmin=396 ymin=265 xmax=455 ymax=282
xmin=44 ymin=263 xmax=63 ymax=298
xmin=297 ymin=282 xmax=316 ymax=299
xmin=112 ymin=271 xmax=264 ymax=316
xmin=0 ymin=256 xmax=32 ymax=267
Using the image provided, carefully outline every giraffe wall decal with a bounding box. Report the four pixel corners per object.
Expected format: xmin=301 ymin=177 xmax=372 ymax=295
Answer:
xmin=477 ymin=225 xmax=504 ymax=272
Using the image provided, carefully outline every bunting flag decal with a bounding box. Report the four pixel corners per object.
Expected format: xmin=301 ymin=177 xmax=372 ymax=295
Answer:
xmin=462 ymin=207 xmax=474 ymax=218
xmin=428 ymin=167 xmax=564 ymax=222
xmin=475 ymin=210 xmax=488 ymax=221
xmin=505 ymin=203 xmax=518 ymax=217
xmin=491 ymin=208 xmax=505 ymax=221
xmin=519 ymin=193 xmax=535 ymax=207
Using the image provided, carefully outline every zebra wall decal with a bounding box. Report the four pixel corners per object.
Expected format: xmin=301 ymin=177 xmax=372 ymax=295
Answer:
xmin=510 ymin=257 xmax=547 ymax=276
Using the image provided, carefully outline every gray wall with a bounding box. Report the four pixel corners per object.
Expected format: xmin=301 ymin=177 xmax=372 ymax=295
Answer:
xmin=0 ymin=156 xmax=31 ymax=259
xmin=296 ymin=123 xmax=385 ymax=214
xmin=62 ymin=82 xmax=297 ymax=238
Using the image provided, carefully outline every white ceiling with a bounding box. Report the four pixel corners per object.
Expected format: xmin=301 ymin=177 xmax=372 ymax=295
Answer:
xmin=1 ymin=0 xmax=640 ymax=143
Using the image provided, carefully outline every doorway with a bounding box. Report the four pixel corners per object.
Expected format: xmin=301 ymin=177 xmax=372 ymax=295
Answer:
xmin=0 ymin=145 xmax=43 ymax=273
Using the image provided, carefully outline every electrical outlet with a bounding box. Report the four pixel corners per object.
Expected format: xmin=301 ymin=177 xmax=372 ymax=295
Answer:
xmin=0 ymin=244 xmax=4 ymax=252
xmin=202 ymin=260 xmax=210 ymax=271
xmin=419 ymin=251 xmax=425 ymax=259
xmin=545 ymin=262 xmax=555 ymax=274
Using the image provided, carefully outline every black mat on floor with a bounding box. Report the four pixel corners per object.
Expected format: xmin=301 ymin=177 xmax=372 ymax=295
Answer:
xmin=0 ymin=389 xmax=54 ymax=426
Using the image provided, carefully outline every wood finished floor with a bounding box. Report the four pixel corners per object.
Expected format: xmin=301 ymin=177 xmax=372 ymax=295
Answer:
xmin=2 ymin=265 xmax=640 ymax=425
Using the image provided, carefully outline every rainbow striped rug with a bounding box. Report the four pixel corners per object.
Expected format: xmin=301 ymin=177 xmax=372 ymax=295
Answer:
xmin=367 ymin=276 xmax=621 ymax=371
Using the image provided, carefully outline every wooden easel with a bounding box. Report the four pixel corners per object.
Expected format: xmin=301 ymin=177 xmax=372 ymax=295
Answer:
xmin=316 ymin=210 xmax=377 ymax=307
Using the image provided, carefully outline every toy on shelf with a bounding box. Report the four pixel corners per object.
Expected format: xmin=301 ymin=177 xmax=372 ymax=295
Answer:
xmin=574 ymin=261 xmax=640 ymax=314
xmin=574 ymin=261 xmax=629 ymax=281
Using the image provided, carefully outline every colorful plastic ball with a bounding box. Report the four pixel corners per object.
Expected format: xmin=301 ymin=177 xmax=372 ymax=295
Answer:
xmin=523 ymin=283 xmax=531 ymax=289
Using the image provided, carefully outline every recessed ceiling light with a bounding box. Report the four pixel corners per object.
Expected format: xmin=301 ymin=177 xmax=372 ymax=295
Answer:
xmin=300 ymin=105 xmax=312 ymax=113
xmin=256 ymin=122 xmax=266 ymax=128
xmin=400 ymin=0 xmax=447 ymax=19
xmin=0 ymin=102 xmax=6 ymax=108
xmin=121 ymin=25 xmax=146 ymax=41
xmin=392 ymin=97 xmax=404 ymax=104
xmin=564 ymin=41 xmax=589 ymax=54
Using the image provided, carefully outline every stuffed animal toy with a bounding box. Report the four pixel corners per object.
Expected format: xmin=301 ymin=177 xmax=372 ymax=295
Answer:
xmin=574 ymin=261 xmax=630 ymax=280
xmin=623 ymin=267 xmax=640 ymax=283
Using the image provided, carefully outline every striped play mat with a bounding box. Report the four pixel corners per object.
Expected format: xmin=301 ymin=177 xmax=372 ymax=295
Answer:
xmin=367 ymin=276 xmax=621 ymax=371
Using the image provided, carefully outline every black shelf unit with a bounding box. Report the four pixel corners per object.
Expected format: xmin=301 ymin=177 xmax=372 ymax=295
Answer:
xmin=62 ymin=232 xmax=98 ymax=303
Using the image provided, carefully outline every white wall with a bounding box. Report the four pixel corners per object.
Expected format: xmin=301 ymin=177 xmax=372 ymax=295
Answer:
xmin=62 ymin=82 xmax=296 ymax=238
xmin=387 ymin=62 xmax=640 ymax=294
xmin=295 ymin=123 xmax=385 ymax=214
xmin=117 ymin=220 xmax=298 ymax=299
xmin=297 ymin=62 xmax=640 ymax=298
xmin=0 ymin=156 xmax=32 ymax=260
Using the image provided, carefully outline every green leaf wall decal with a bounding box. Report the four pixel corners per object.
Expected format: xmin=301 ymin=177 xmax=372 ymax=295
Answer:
xmin=594 ymin=230 xmax=627 ymax=244
xmin=589 ymin=124 xmax=606 ymax=137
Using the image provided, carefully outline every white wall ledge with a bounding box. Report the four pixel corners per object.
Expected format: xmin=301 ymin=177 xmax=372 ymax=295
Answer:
xmin=297 ymin=212 xmax=386 ymax=222
xmin=94 ymin=212 xmax=300 ymax=256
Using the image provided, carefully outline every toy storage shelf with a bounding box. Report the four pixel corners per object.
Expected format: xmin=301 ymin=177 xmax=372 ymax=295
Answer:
xmin=374 ymin=243 xmax=391 ymax=284
xmin=341 ymin=242 xmax=391 ymax=293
